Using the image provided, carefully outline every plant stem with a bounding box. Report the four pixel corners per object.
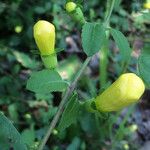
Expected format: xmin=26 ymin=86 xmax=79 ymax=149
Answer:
xmin=111 ymin=106 xmax=135 ymax=150
xmin=104 ymin=0 xmax=116 ymax=26
xmin=38 ymin=57 xmax=91 ymax=150
xmin=99 ymin=38 xmax=109 ymax=88
xmin=99 ymin=0 xmax=116 ymax=88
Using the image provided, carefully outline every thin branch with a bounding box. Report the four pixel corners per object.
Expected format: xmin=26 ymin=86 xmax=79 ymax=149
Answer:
xmin=104 ymin=0 xmax=116 ymax=26
xmin=38 ymin=57 xmax=91 ymax=150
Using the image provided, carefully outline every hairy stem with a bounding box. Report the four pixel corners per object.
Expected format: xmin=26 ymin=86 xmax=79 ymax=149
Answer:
xmin=38 ymin=57 xmax=91 ymax=150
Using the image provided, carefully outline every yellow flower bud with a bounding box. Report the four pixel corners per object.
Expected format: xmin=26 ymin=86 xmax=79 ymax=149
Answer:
xmin=143 ymin=2 xmax=150 ymax=9
xmin=15 ymin=25 xmax=23 ymax=33
xmin=33 ymin=20 xmax=57 ymax=69
xmin=95 ymin=73 xmax=145 ymax=112
xmin=124 ymin=143 xmax=129 ymax=150
xmin=34 ymin=20 xmax=55 ymax=55
xmin=65 ymin=2 xmax=77 ymax=13
xmin=65 ymin=2 xmax=85 ymax=25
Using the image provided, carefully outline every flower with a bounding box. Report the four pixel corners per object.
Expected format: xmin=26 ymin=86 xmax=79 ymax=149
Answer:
xmin=33 ymin=20 xmax=55 ymax=56
xmin=65 ymin=2 xmax=85 ymax=25
xmin=95 ymin=73 xmax=145 ymax=112
xmin=143 ymin=2 xmax=150 ymax=9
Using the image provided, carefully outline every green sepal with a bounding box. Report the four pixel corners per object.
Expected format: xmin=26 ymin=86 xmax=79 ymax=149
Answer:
xmin=82 ymin=98 xmax=97 ymax=113
xmin=41 ymin=54 xmax=58 ymax=69
xmin=69 ymin=7 xmax=86 ymax=25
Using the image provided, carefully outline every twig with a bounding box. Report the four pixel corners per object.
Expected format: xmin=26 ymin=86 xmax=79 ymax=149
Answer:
xmin=38 ymin=57 xmax=91 ymax=150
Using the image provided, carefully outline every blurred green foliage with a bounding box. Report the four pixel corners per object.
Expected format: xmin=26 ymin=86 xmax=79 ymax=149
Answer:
xmin=0 ymin=0 xmax=150 ymax=150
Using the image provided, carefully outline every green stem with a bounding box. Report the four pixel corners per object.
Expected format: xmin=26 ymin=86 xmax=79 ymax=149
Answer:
xmin=121 ymin=60 xmax=130 ymax=74
xmin=100 ymin=38 xmax=109 ymax=88
xmin=38 ymin=57 xmax=91 ymax=150
xmin=111 ymin=106 xmax=135 ymax=150
xmin=100 ymin=0 xmax=116 ymax=88
xmin=67 ymin=5 xmax=86 ymax=25
xmin=104 ymin=0 xmax=112 ymax=24
xmin=104 ymin=0 xmax=116 ymax=26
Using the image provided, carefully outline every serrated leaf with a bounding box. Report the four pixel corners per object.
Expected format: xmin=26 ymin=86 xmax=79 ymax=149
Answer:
xmin=26 ymin=69 xmax=69 ymax=94
xmin=58 ymin=93 xmax=80 ymax=131
xmin=13 ymin=51 xmax=38 ymax=69
xmin=138 ymin=47 xmax=150 ymax=88
xmin=82 ymin=22 xmax=106 ymax=56
xmin=111 ymin=28 xmax=132 ymax=63
xmin=0 ymin=112 xmax=27 ymax=150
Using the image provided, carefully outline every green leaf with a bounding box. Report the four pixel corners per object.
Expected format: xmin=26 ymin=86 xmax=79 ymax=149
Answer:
xmin=58 ymin=93 xmax=80 ymax=132
xmin=13 ymin=51 xmax=38 ymax=69
xmin=138 ymin=47 xmax=150 ymax=88
xmin=67 ymin=137 xmax=81 ymax=150
xmin=35 ymin=93 xmax=53 ymax=101
xmin=142 ymin=12 xmax=150 ymax=22
xmin=114 ymin=0 xmax=122 ymax=10
xmin=21 ymin=126 xmax=35 ymax=147
xmin=57 ymin=56 xmax=81 ymax=81
xmin=111 ymin=28 xmax=132 ymax=62
xmin=135 ymin=12 xmax=150 ymax=24
xmin=26 ymin=69 xmax=69 ymax=94
xmin=81 ymin=22 xmax=106 ymax=56
xmin=8 ymin=104 xmax=18 ymax=122
xmin=0 ymin=112 xmax=27 ymax=150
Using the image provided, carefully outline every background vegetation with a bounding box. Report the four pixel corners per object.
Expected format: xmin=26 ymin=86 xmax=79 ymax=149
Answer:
xmin=0 ymin=0 xmax=150 ymax=150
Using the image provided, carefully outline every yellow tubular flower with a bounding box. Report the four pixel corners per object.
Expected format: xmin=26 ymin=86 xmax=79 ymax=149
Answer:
xmin=95 ymin=73 xmax=145 ymax=112
xmin=143 ymin=2 xmax=150 ymax=9
xmin=65 ymin=2 xmax=77 ymax=13
xmin=33 ymin=20 xmax=57 ymax=69
xmin=34 ymin=20 xmax=55 ymax=55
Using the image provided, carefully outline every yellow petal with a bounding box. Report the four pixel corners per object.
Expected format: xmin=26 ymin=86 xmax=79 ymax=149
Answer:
xmin=95 ymin=73 xmax=145 ymax=112
xmin=33 ymin=20 xmax=55 ymax=55
xmin=143 ymin=2 xmax=150 ymax=9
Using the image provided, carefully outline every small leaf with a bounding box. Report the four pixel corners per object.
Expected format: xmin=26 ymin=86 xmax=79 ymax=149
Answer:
xmin=58 ymin=93 xmax=80 ymax=131
xmin=138 ymin=47 xmax=150 ymax=88
xmin=13 ymin=51 xmax=38 ymax=69
xmin=26 ymin=69 xmax=69 ymax=94
xmin=0 ymin=112 xmax=27 ymax=150
xmin=82 ymin=22 xmax=106 ymax=56
xmin=111 ymin=28 xmax=132 ymax=63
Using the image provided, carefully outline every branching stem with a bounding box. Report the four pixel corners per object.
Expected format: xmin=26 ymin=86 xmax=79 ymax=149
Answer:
xmin=38 ymin=57 xmax=91 ymax=150
xmin=38 ymin=1 xmax=116 ymax=149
